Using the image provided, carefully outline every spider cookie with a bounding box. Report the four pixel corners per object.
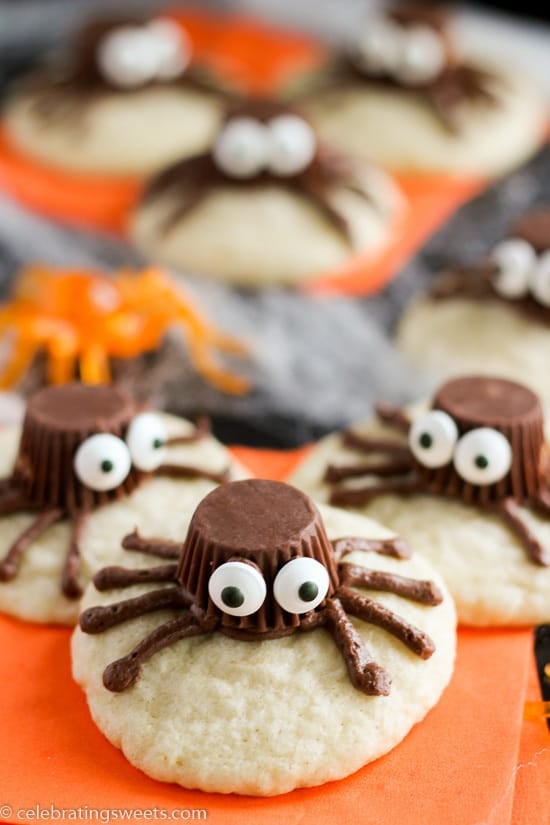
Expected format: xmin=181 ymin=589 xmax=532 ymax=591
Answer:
xmin=302 ymin=4 xmax=545 ymax=175
xmin=397 ymin=208 xmax=550 ymax=406
xmin=72 ymin=479 xmax=455 ymax=796
xmin=0 ymin=383 xmax=243 ymax=625
xmin=289 ymin=376 xmax=550 ymax=627
xmin=3 ymin=15 xmax=224 ymax=174
xmin=130 ymin=101 xmax=402 ymax=287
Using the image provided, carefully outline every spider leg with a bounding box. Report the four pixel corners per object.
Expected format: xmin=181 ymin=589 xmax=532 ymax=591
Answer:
xmin=375 ymin=402 xmax=411 ymax=433
xmin=342 ymin=430 xmax=410 ymax=456
xmin=532 ymin=487 xmax=550 ymax=516
xmin=0 ymin=485 xmax=28 ymax=515
xmin=102 ymin=612 xmax=208 ymax=692
xmin=156 ymin=463 xmax=230 ymax=485
xmin=498 ymin=499 xmax=550 ymax=566
xmin=330 ymin=476 xmax=419 ymax=508
xmin=61 ymin=512 xmax=87 ymax=599
xmin=324 ymin=456 xmax=413 ymax=483
xmin=94 ymin=563 xmax=178 ymax=591
xmin=0 ymin=508 xmax=64 ymax=581
xmin=80 ymin=586 xmax=189 ymax=634
xmin=165 ymin=416 xmax=211 ymax=445
xmin=323 ymin=597 xmax=391 ymax=696
xmin=331 ymin=536 xmax=412 ymax=561
xmin=338 ymin=586 xmax=437 ymax=659
xmin=121 ymin=529 xmax=182 ymax=560
xmin=296 ymin=179 xmax=351 ymax=241
xmin=339 ymin=564 xmax=443 ymax=605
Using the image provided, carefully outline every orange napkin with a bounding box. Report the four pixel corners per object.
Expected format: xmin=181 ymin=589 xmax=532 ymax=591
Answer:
xmin=0 ymin=446 xmax=541 ymax=825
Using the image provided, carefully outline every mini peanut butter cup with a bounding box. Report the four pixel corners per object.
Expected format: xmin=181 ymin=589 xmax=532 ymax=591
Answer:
xmin=14 ymin=383 xmax=142 ymax=513
xmin=177 ymin=479 xmax=338 ymax=638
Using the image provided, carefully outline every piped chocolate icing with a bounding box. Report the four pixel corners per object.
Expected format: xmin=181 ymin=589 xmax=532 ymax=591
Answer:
xmin=325 ymin=376 xmax=550 ymax=566
xmin=80 ymin=479 xmax=442 ymax=695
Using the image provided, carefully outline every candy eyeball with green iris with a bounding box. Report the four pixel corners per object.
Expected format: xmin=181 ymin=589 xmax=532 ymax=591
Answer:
xmin=491 ymin=238 xmax=536 ymax=299
xmin=453 ymin=427 xmax=512 ymax=485
xmin=125 ymin=413 xmax=167 ymax=472
xmin=213 ymin=118 xmax=270 ymax=179
xmin=409 ymin=410 xmax=458 ymax=468
xmin=74 ymin=433 xmax=132 ymax=491
xmin=208 ymin=561 xmax=267 ymax=616
xmin=395 ymin=25 xmax=446 ymax=86
xmin=530 ymin=250 xmax=550 ymax=307
xmin=97 ymin=20 xmax=189 ymax=89
xmin=267 ymin=115 xmax=316 ymax=177
xmin=352 ymin=17 xmax=403 ymax=76
xmin=273 ymin=557 xmax=330 ymax=614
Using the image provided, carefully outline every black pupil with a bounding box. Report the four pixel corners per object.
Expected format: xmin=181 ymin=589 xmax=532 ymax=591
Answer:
xmin=152 ymin=438 xmax=163 ymax=449
xmin=100 ymin=459 xmax=114 ymax=473
xmin=298 ymin=581 xmax=319 ymax=602
xmin=419 ymin=432 xmax=433 ymax=449
xmin=475 ymin=455 xmax=489 ymax=469
xmin=221 ymin=586 xmax=244 ymax=608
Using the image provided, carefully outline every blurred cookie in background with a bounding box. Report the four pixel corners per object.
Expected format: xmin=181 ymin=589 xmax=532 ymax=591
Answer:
xmin=131 ymin=101 xmax=403 ymax=287
xmin=301 ymin=3 xmax=546 ymax=176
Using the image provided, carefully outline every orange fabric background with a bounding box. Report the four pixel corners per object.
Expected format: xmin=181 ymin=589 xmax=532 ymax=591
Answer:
xmin=0 ymin=447 xmax=546 ymax=825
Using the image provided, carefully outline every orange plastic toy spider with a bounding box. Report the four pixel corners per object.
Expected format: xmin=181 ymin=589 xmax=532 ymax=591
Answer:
xmin=0 ymin=266 xmax=249 ymax=394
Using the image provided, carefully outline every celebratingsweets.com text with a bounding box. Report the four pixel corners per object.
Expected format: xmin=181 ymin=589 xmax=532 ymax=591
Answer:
xmin=0 ymin=805 xmax=208 ymax=823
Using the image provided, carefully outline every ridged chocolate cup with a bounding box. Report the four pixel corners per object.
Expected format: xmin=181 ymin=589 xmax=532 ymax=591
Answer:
xmin=177 ymin=479 xmax=338 ymax=639
xmin=14 ymin=383 xmax=145 ymax=513
xmin=415 ymin=376 xmax=545 ymax=506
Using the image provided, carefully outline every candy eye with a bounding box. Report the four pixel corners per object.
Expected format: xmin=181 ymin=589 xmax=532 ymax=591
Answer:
xmin=146 ymin=18 xmax=190 ymax=80
xmin=267 ymin=115 xmax=316 ymax=177
xmin=409 ymin=410 xmax=458 ymax=468
xmin=491 ymin=238 xmax=536 ymax=299
xmin=212 ymin=118 xmax=269 ymax=179
xmin=97 ymin=27 xmax=159 ymax=89
xmin=273 ymin=557 xmax=329 ymax=615
xmin=125 ymin=413 xmax=167 ymax=472
xmin=453 ymin=428 xmax=512 ymax=486
xmin=394 ymin=25 xmax=446 ymax=85
xmin=208 ymin=561 xmax=267 ymax=617
xmin=352 ymin=17 xmax=403 ymax=75
xmin=74 ymin=434 xmax=132 ymax=491
xmin=530 ymin=250 xmax=550 ymax=307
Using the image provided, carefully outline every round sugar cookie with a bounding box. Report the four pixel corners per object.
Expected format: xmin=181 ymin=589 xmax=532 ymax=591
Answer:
xmin=72 ymin=497 xmax=455 ymax=796
xmin=397 ymin=297 xmax=550 ymax=408
xmin=0 ymin=412 xmax=244 ymax=626
xmin=303 ymin=68 xmax=545 ymax=176
xmin=4 ymin=85 xmax=222 ymax=175
xmin=289 ymin=390 xmax=550 ymax=627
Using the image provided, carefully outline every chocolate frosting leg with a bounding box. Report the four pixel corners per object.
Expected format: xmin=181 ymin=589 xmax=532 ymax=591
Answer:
xmin=339 ymin=564 xmax=443 ymax=605
xmin=61 ymin=511 xmax=87 ymax=599
xmin=80 ymin=586 xmax=188 ymax=633
xmin=324 ymin=456 xmax=413 ymax=483
xmin=102 ymin=613 xmax=207 ymax=692
xmin=338 ymin=587 xmax=436 ymax=659
xmin=499 ymin=499 xmax=550 ymax=566
xmin=375 ymin=402 xmax=411 ymax=433
xmin=0 ymin=508 xmax=63 ymax=581
xmin=121 ymin=529 xmax=182 ymax=560
xmin=330 ymin=477 xmax=418 ymax=507
xmin=331 ymin=536 xmax=412 ymax=561
xmin=323 ymin=598 xmax=391 ymax=696
xmin=165 ymin=416 xmax=211 ymax=445
xmin=94 ymin=564 xmax=178 ymax=591
xmin=342 ymin=430 xmax=409 ymax=455
xmin=156 ymin=463 xmax=230 ymax=485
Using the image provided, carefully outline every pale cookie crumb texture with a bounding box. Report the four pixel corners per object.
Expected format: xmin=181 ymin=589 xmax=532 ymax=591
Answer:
xmin=131 ymin=175 xmax=401 ymax=287
xmin=303 ymin=68 xmax=546 ymax=176
xmin=0 ymin=415 xmax=245 ymax=625
xmin=289 ymin=413 xmax=550 ymax=627
xmin=4 ymin=87 xmax=222 ymax=175
xmin=72 ymin=504 xmax=455 ymax=796
xmin=397 ymin=297 xmax=550 ymax=409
